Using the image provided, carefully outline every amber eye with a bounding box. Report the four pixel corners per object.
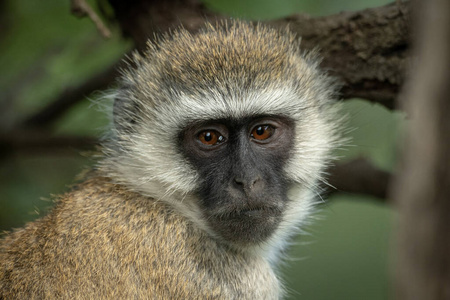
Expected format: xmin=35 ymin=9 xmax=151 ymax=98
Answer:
xmin=251 ymin=125 xmax=274 ymax=141
xmin=198 ymin=130 xmax=225 ymax=146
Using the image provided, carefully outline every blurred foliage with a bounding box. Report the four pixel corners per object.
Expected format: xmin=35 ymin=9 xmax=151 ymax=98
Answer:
xmin=0 ymin=0 xmax=402 ymax=299
xmin=0 ymin=0 xmax=130 ymax=230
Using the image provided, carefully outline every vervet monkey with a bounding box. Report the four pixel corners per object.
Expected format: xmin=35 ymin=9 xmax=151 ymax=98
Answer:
xmin=0 ymin=21 xmax=341 ymax=299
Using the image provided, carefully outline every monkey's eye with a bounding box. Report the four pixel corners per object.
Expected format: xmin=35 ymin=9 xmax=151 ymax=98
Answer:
xmin=198 ymin=130 xmax=225 ymax=146
xmin=250 ymin=125 xmax=274 ymax=141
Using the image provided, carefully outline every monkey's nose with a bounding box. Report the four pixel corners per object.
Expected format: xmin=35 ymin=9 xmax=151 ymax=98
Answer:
xmin=233 ymin=176 xmax=260 ymax=191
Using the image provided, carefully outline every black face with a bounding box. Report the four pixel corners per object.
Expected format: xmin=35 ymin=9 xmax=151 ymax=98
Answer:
xmin=180 ymin=115 xmax=295 ymax=246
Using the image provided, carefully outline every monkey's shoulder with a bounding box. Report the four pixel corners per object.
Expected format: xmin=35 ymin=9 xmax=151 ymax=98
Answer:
xmin=1 ymin=175 xmax=197 ymax=263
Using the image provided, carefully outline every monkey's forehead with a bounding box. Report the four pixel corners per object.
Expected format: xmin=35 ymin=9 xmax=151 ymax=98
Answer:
xmin=157 ymin=26 xmax=293 ymax=81
xmin=127 ymin=21 xmax=314 ymax=93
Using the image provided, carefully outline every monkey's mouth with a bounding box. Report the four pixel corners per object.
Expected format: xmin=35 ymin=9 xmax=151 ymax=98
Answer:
xmin=226 ymin=206 xmax=281 ymax=218
xmin=207 ymin=206 xmax=283 ymax=245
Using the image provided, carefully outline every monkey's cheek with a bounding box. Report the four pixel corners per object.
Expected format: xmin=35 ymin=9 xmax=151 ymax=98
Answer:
xmin=208 ymin=210 xmax=282 ymax=245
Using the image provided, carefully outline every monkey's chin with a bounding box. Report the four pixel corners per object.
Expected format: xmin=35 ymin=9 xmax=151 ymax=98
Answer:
xmin=207 ymin=208 xmax=282 ymax=246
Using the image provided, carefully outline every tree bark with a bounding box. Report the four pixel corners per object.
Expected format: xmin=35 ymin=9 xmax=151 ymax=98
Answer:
xmin=392 ymin=0 xmax=450 ymax=298
xmin=270 ymin=3 xmax=409 ymax=109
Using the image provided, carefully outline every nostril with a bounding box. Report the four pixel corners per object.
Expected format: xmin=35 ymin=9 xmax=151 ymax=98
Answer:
xmin=234 ymin=177 xmax=244 ymax=185
xmin=249 ymin=177 xmax=261 ymax=190
xmin=233 ymin=176 xmax=261 ymax=190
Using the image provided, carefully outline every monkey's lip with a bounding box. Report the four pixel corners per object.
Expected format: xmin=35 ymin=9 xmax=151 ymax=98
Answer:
xmin=216 ymin=206 xmax=282 ymax=219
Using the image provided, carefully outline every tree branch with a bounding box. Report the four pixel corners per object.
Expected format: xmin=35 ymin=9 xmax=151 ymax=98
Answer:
xmin=326 ymin=157 xmax=391 ymax=200
xmin=0 ymin=130 xmax=97 ymax=155
xmin=71 ymin=0 xmax=111 ymax=38
xmin=20 ymin=61 xmax=121 ymax=128
xmin=270 ymin=2 xmax=409 ymax=109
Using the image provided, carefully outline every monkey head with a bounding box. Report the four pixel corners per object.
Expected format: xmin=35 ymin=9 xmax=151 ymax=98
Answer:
xmin=101 ymin=22 xmax=341 ymax=260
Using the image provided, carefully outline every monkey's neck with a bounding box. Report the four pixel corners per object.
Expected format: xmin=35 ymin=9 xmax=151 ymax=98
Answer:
xmin=84 ymin=176 xmax=282 ymax=297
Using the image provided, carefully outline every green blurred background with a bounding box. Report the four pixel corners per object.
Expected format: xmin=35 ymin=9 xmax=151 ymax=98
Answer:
xmin=0 ymin=0 xmax=403 ymax=299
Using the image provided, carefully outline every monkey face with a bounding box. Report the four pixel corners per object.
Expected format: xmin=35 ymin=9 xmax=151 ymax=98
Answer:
xmin=180 ymin=115 xmax=295 ymax=245
xmin=102 ymin=22 xmax=341 ymax=257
